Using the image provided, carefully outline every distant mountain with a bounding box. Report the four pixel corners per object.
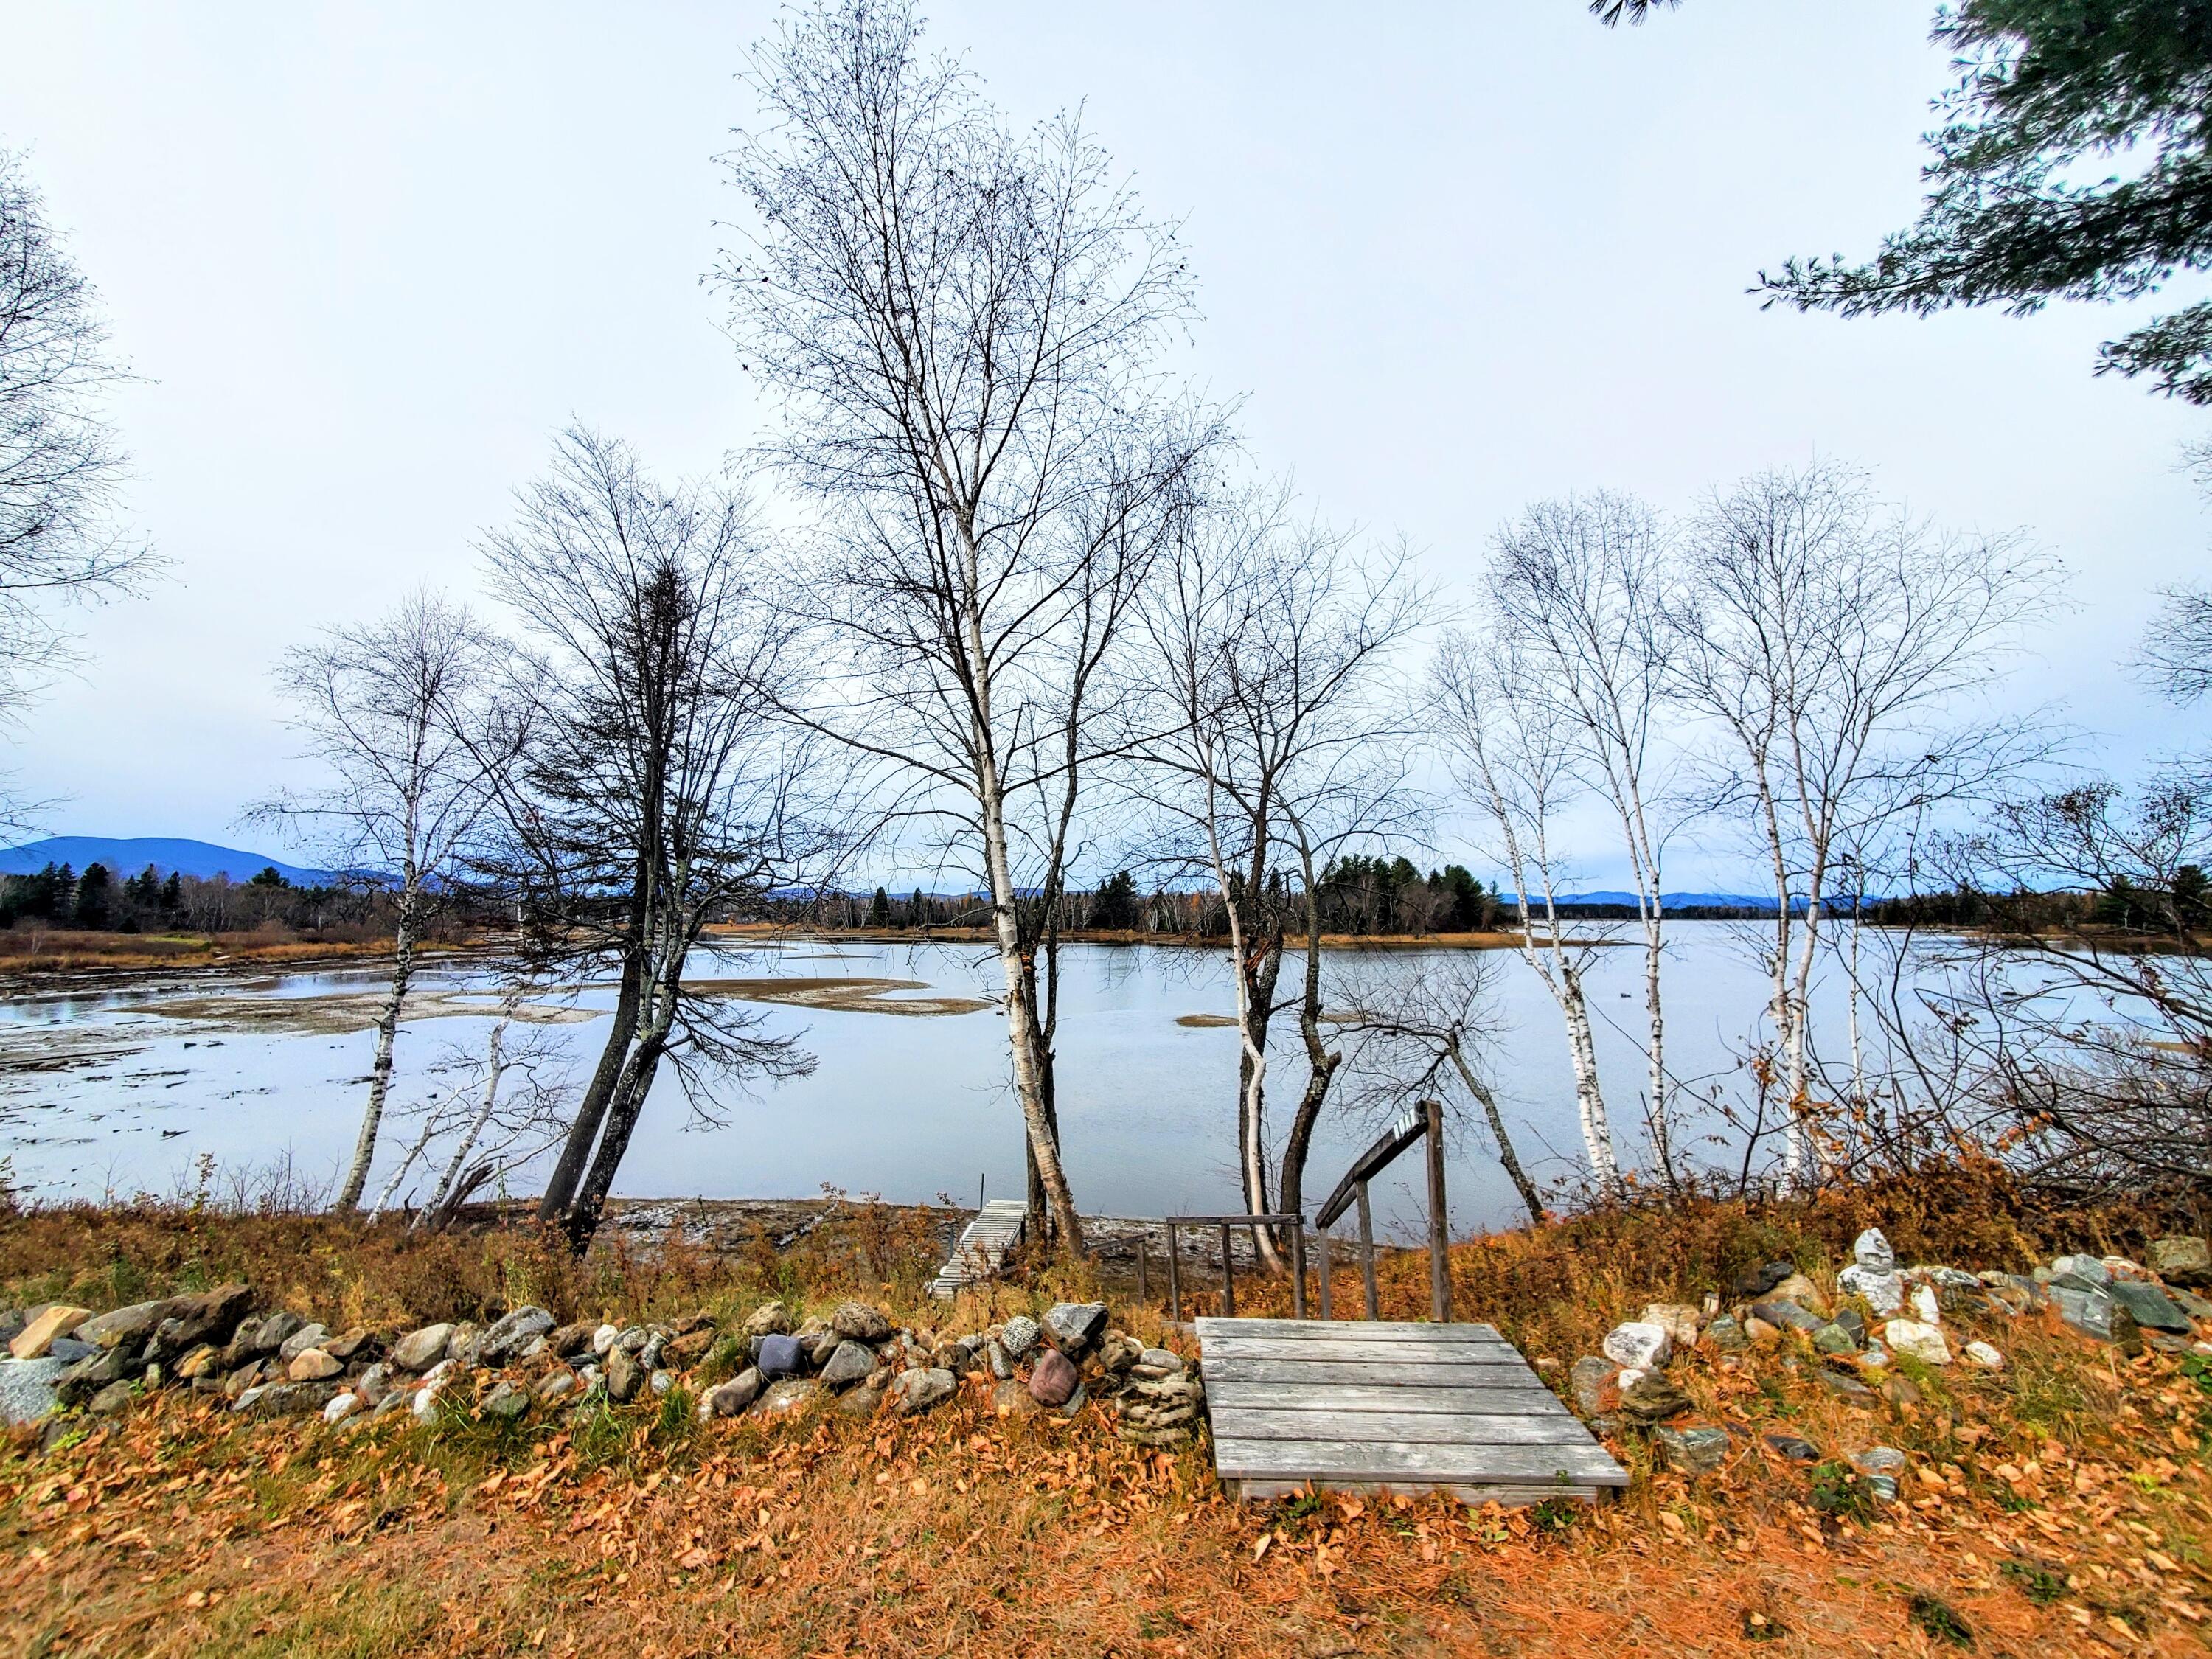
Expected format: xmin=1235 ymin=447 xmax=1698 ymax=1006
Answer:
xmin=0 ymin=837 xmax=335 ymax=886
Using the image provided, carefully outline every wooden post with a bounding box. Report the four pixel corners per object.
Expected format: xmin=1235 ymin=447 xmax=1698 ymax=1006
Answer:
xmin=1167 ymin=1222 xmax=1180 ymax=1323
xmin=1424 ymin=1096 xmax=1451 ymax=1323
xmin=1136 ymin=1228 xmax=1150 ymax=1307
xmin=1219 ymin=1222 xmax=1236 ymax=1317
xmin=1315 ymin=1228 xmax=1332 ymax=1321
xmin=1355 ymin=1180 xmax=1378 ymax=1321
xmin=1290 ymin=1222 xmax=1307 ymax=1320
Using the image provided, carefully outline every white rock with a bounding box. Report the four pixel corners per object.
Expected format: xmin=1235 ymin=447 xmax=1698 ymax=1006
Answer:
xmin=1861 ymin=1339 xmax=1890 ymax=1367
xmin=1615 ymin=1366 xmax=1647 ymax=1392
xmin=322 ymin=1391 xmax=361 ymax=1425
xmin=1909 ymin=1284 xmax=1942 ymax=1326
xmin=1962 ymin=1341 xmax=2005 ymax=1371
xmin=591 ymin=1323 xmax=619 ymax=1356
xmin=1879 ymin=1318 xmax=1952 ymax=1366
xmin=411 ymin=1382 xmax=443 ymax=1421
xmin=1600 ymin=1321 xmax=1672 ymax=1369
xmin=1837 ymin=1265 xmax=1905 ymax=1315
xmin=1640 ymin=1304 xmax=1701 ymax=1349
xmin=1851 ymin=1228 xmax=1895 ymax=1274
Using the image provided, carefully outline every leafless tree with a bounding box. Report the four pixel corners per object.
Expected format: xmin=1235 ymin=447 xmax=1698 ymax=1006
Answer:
xmin=1666 ymin=461 xmax=2056 ymax=1183
xmin=0 ymin=147 xmax=160 ymax=807
xmin=1434 ymin=628 xmax=1624 ymax=1192
xmin=1484 ymin=493 xmax=1682 ymax=1183
xmin=478 ymin=428 xmax=836 ymax=1249
xmin=1133 ymin=480 xmax=1427 ymax=1262
xmin=717 ymin=0 xmax=1217 ymax=1251
xmin=251 ymin=589 xmax=507 ymax=1211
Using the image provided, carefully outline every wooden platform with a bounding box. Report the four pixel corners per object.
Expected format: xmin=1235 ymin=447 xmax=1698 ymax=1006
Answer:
xmin=1197 ymin=1317 xmax=1628 ymax=1505
xmin=925 ymin=1199 xmax=1028 ymax=1299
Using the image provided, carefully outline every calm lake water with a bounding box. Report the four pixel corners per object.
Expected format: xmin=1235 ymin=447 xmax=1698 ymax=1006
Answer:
xmin=0 ymin=925 xmax=1918 ymax=1236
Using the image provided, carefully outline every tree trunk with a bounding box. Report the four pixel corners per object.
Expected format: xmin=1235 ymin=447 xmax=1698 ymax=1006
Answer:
xmin=1276 ymin=859 xmax=1338 ymax=1258
xmin=416 ymin=1000 xmax=517 ymax=1228
xmin=566 ymin=1003 xmax=672 ymax=1248
xmin=538 ymin=945 xmax=643 ymax=1222
xmin=1558 ymin=960 xmax=1619 ymax=1192
xmin=335 ymin=884 xmax=418 ymax=1211
xmin=1447 ymin=1038 xmax=1544 ymax=1223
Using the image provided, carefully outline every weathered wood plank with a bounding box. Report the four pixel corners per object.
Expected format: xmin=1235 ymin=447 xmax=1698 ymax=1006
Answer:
xmin=1195 ymin=1337 xmax=1520 ymax=1363
xmin=1232 ymin=1479 xmax=1606 ymax=1506
xmin=1214 ymin=1408 xmax=1592 ymax=1446
xmin=1203 ymin=1327 xmax=1513 ymax=1354
xmin=1214 ymin=1438 xmax=1630 ymax=1486
xmin=1201 ymin=1357 xmax=1542 ymax=1388
xmin=1206 ymin=1380 xmax=1571 ymax=1417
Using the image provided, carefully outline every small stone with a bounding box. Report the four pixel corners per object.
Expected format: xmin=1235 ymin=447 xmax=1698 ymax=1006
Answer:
xmin=1823 ymin=1366 xmax=1881 ymax=1405
xmin=1837 ymin=1265 xmax=1905 ymax=1315
xmin=1042 ymin=1302 xmax=1109 ymax=1355
xmin=1764 ymin=1273 xmax=1830 ymax=1317
xmin=1810 ymin=1323 xmax=1858 ymax=1356
xmin=1654 ymin=1425 xmax=1729 ymax=1475
xmin=650 ymin=1371 xmax=673 ymax=1397
xmin=322 ymin=1391 xmax=363 ymax=1425
xmin=476 ymin=1307 xmax=554 ymax=1366
xmin=411 ymin=1381 xmax=444 ymax=1421
xmin=0 ymin=1357 xmax=70 ymax=1424
xmin=392 ymin=1324 xmax=456 ymax=1371
xmin=894 ymin=1367 xmax=956 ymax=1416
xmin=983 ymin=1338 xmax=1013 ymax=1380
xmin=1701 ymin=1314 xmax=1748 ymax=1353
xmin=1961 ymin=1340 xmax=2004 ymax=1370
xmin=1851 ymin=1228 xmax=1895 ymax=1273
xmin=742 ymin=1301 xmax=791 ymax=1338
xmin=323 ymin=1326 xmax=372 ymax=1363
xmin=537 ymin=1369 xmax=579 ymax=1405
xmin=830 ymin=1301 xmax=894 ymax=1343
xmin=605 ymin=1346 xmax=642 ymax=1403
xmin=758 ymin=1377 xmax=820 ymax=1417
xmin=820 ymin=1340 xmax=877 ymax=1391
xmin=591 ymin=1323 xmax=619 ymax=1355
xmin=1029 ymin=1348 xmax=1079 ymax=1408
xmin=1640 ymin=1304 xmax=1701 ymax=1349
xmin=2051 ymin=1253 xmax=2111 ymax=1288
xmin=1850 ymin=1444 xmax=1907 ymax=1476
xmin=756 ymin=1334 xmax=807 ymax=1380
xmin=1617 ymin=1371 xmax=1691 ymax=1423
xmin=2149 ymin=1237 xmax=2211 ymax=1287
xmin=1764 ymin=1433 xmax=1820 ymax=1463
xmin=10 ymin=1306 xmax=90 ymax=1361
xmin=277 ymin=1323 xmax=330 ymax=1363
xmin=288 ymin=1349 xmax=341 ymax=1382
xmin=1879 ymin=1318 xmax=1951 ymax=1365
xmin=1601 ymin=1321 xmax=1672 ymax=1369
xmin=999 ymin=1315 xmax=1041 ymax=1357
xmin=481 ymin=1380 xmax=531 ymax=1422
xmin=88 ymin=1380 xmax=135 ymax=1416
xmin=1131 ymin=1346 xmax=1186 ymax=1378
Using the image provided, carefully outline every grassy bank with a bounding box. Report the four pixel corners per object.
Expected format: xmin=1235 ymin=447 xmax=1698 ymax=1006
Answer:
xmin=1 ymin=1173 xmax=2206 ymax=1656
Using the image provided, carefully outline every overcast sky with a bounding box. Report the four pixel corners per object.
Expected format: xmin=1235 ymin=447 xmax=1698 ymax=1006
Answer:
xmin=3 ymin=1 xmax=2205 ymax=889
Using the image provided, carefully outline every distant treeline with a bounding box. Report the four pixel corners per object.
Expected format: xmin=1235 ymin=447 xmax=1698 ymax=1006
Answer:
xmin=0 ymin=860 xmax=407 ymax=938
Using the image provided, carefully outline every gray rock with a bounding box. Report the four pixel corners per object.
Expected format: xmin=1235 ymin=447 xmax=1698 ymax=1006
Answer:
xmin=1836 ymin=1265 xmax=1905 ymax=1316
xmin=1654 ymin=1425 xmax=1730 ymax=1475
xmin=536 ymin=1369 xmax=579 ymax=1405
xmin=88 ymin=1379 xmax=136 ymax=1416
xmin=481 ymin=1380 xmax=531 ymax=1423
xmin=356 ymin=1363 xmax=393 ymax=1408
xmin=391 ymin=1324 xmax=456 ymax=1371
xmin=277 ymin=1323 xmax=330 ymax=1363
xmin=55 ymin=1345 xmax=132 ymax=1407
xmin=759 ymin=1377 xmax=820 ymax=1417
xmin=2150 ymin=1237 xmax=2211 ymax=1287
xmin=1701 ymin=1314 xmax=1748 ymax=1353
xmin=605 ymin=1346 xmax=643 ymax=1403
xmin=445 ymin=1322 xmax=484 ymax=1365
xmin=1748 ymin=1298 xmax=1828 ymax=1335
xmin=999 ymin=1315 xmax=1041 ymax=1357
xmin=1601 ymin=1321 xmax=1672 ymax=1368
xmin=476 ymin=1307 xmax=555 ymax=1367
xmin=1850 ymin=1444 xmax=1907 ymax=1475
xmin=983 ymin=1338 xmax=1013 ymax=1380
xmin=894 ymin=1367 xmax=956 ymax=1416
xmin=2171 ymin=1286 xmax=2212 ymax=1321
xmin=1617 ymin=1370 xmax=1691 ymax=1423
xmin=650 ymin=1371 xmax=673 ymax=1397
xmin=2109 ymin=1279 xmax=2194 ymax=1333
xmin=742 ymin=1301 xmax=791 ymax=1338
xmin=76 ymin=1298 xmax=178 ymax=1351
xmin=2051 ymin=1253 xmax=2111 ymax=1288
xmin=235 ymin=1380 xmax=341 ymax=1419
xmin=830 ymin=1301 xmax=894 ymax=1343
xmin=1763 ymin=1433 xmax=1820 ymax=1463
xmin=1851 ymin=1228 xmax=1895 ymax=1274
xmin=638 ymin=1333 xmax=666 ymax=1373
xmin=1131 ymin=1347 xmax=1187 ymax=1378
xmin=48 ymin=1338 xmax=95 ymax=1365
xmin=1810 ymin=1323 xmax=1859 ymax=1356
xmin=757 ymin=1334 xmax=806 ymax=1380
xmin=324 ymin=1326 xmax=373 ymax=1363
xmin=698 ymin=1368 xmax=762 ymax=1419
xmin=820 ymin=1340 xmax=877 ymax=1391
xmin=1054 ymin=1381 xmax=1089 ymax=1419
xmin=148 ymin=1284 xmax=254 ymax=1361
xmin=1041 ymin=1302 xmax=1108 ymax=1355
xmin=242 ymin=1310 xmax=302 ymax=1357
xmin=1568 ymin=1355 xmax=1620 ymax=1417
xmin=2051 ymin=1284 xmax=2120 ymax=1341
xmin=323 ymin=1391 xmax=364 ymax=1425
xmin=591 ymin=1323 xmax=619 ymax=1355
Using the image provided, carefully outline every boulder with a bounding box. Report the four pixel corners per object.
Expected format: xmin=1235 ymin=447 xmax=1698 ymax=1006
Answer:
xmin=1879 ymin=1318 xmax=1952 ymax=1365
xmin=10 ymin=1305 xmax=90 ymax=1361
xmin=820 ymin=1340 xmax=877 ymax=1391
xmin=698 ymin=1368 xmax=763 ymax=1419
xmin=2051 ymin=1285 xmax=2121 ymax=1342
xmin=391 ymin=1324 xmax=456 ymax=1371
xmin=2108 ymin=1280 xmax=2194 ymax=1334
xmin=757 ymin=1334 xmax=807 ymax=1380
xmin=0 ymin=1357 xmax=66 ymax=1424
xmin=605 ymin=1346 xmax=643 ymax=1404
xmin=2149 ymin=1237 xmax=2211 ymax=1287
xmin=893 ymin=1367 xmax=956 ymax=1416
xmin=77 ymin=1298 xmax=178 ymax=1351
xmin=1042 ymin=1303 xmax=1109 ymax=1355
xmin=481 ymin=1380 xmax=532 ymax=1423
xmin=1764 ymin=1273 xmax=1830 ymax=1317
xmin=829 ymin=1301 xmax=894 ymax=1343
xmin=742 ymin=1301 xmax=791 ymax=1338
xmin=1837 ymin=1265 xmax=1905 ymax=1316
xmin=758 ymin=1377 xmax=820 ymax=1417
xmin=1851 ymin=1228 xmax=1896 ymax=1274
xmin=148 ymin=1284 xmax=253 ymax=1360
xmin=1600 ymin=1322 xmax=1672 ymax=1369
xmin=476 ymin=1307 xmax=554 ymax=1367
xmin=1029 ymin=1348 xmax=1080 ymax=1408
xmin=999 ymin=1315 xmax=1042 ymax=1357
xmin=277 ymin=1324 xmax=330 ymax=1363
xmin=1654 ymin=1425 xmax=1730 ymax=1475
xmin=288 ymin=1349 xmax=342 ymax=1382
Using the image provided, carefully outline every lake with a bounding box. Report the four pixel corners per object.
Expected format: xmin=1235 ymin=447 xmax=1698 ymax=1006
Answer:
xmin=0 ymin=923 xmax=1915 ymax=1237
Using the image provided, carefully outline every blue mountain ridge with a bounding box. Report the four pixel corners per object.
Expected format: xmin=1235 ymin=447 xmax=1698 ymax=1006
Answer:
xmin=0 ymin=837 xmax=335 ymax=886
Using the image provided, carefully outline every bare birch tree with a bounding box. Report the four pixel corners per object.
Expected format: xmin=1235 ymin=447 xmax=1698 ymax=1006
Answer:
xmin=718 ymin=0 xmax=1215 ymax=1251
xmin=1134 ymin=482 xmax=1425 ymax=1261
xmin=252 ymin=590 xmax=504 ymax=1211
xmin=479 ymin=428 xmax=835 ymax=1249
xmin=1484 ymin=493 xmax=1680 ymax=1183
xmin=1666 ymin=462 xmax=2054 ymax=1183
xmin=1434 ymin=629 xmax=1623 ymax=1193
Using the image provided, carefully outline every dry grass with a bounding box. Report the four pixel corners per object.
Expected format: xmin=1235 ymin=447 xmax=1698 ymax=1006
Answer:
xmin=0 ymin=1176 xmax=2206 ymax=1656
